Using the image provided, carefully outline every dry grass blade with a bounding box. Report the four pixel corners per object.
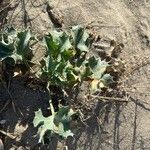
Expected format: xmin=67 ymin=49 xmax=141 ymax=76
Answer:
xmin=0 ymin=130 xmax=16 ymax=140
xmin=91 ymin=95 xmax=128 ymax=102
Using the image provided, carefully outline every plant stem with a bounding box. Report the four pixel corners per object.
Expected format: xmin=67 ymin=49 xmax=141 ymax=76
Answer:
xmin=46 ymin=82 xmax=55 ymax=115
xmin=90 ymin=95 xmax=128 ymax=102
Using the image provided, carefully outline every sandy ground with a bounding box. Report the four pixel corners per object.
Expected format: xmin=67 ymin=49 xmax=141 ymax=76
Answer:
xmin=0 ymin=0 xmax=150 ymax=149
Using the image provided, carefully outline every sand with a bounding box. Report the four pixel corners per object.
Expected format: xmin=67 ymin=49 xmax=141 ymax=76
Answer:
xmin=0 ymin=0 xmax=150 ymax=149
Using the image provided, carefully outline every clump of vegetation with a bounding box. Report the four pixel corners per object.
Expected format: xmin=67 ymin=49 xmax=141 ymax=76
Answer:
xmin=33 ymin=106 xmax=76 ymax=144
xmin=39 ymin=26 xmax=113 ymax=90
xmin=0 ymin=27 xmax=34 ymax=84
xmin=33 ymin=26 xmax=114 ymax=143
xmin=0 ymin=26 xmax=121 ymax=144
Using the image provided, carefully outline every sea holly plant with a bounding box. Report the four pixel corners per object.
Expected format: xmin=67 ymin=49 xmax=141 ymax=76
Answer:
xmin=33 ymin=105 xmax=76 ymax=144
xmin=38 ymin=26 xmax=113 ymax=90
xmin=39 ymin=26 xmax=91 ymax=86
xmin=0 ymin=26 xmax=116 ymax=144
xmin=33 ymin=26 xmax=114 ymax=143
xmin=39 ymin=30 xmax=76 ymax=86
xmin=0 ymin=27 xmax=34 ymax=78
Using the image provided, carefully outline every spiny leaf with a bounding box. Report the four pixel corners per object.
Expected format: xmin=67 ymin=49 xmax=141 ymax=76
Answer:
xmin=0 ymin=41 xmax=14 ymax=60
xmin=57 ymin=123 xmax=74 ymax=138
xmin=44 ymin=34 xmax=59 ymax=59
xmin=88 ymin=56 xmax=114 ymax=92
xmin=72 ymin=26 xmax=90 ymax=53
xmin=33 ymin=109 xmax=54 ymax=143
xmin=90 ymin=74 xmax=113 ymax=91
xmin=44 ymin=31 xmax=72 ymax=60
xmin=54 ymin=107 xmax=75 ymax=126
xmin=51 ymin=30 xmax=72 ymax=52
xmin=100 ymin=73 xmax=114 ymax=87
xmin=16 ymin=29 xmax=33 ymax=60
xmin=2 ymin=26 xmax=17 ymax=43
xmin=0 ymin=27 xmax=16 ymax=60
xmin=33 ymin=106 xmax=76 ymax=144
xmin=0 ymin=28 xmax=34 ymax=66
xmin=89 ymin=56 xmax=109 ymax=79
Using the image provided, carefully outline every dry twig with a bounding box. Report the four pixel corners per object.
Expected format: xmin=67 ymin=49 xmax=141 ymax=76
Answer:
xmin=0 ymin=130 xmax=16 ymax=140
xmin=91 ymin=95 xmax=128 ymax=102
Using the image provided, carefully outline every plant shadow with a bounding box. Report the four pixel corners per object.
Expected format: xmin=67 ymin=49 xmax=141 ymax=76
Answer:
xmin=65 ymin=96 xmax=150 ymax=150
xmin=0 ymin=77 xmax=56 ymax=149
xmin=0 ymin=77 xmax=150 ymax=150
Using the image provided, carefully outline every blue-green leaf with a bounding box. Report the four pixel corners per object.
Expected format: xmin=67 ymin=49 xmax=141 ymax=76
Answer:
xmin=33 ymin=106 xmax=76 ymax=144
xmin=72 ymin=26 xmax=90 ymax=53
